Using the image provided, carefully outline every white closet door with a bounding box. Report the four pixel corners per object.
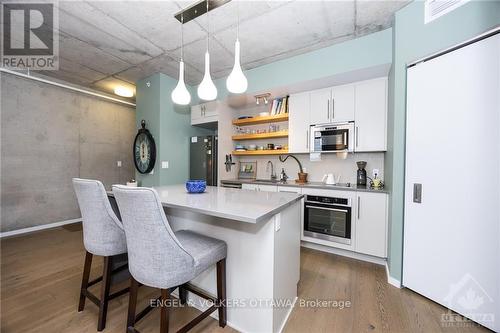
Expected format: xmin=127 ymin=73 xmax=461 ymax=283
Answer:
xmin=403 ymin=33 xmax=499 ymax=332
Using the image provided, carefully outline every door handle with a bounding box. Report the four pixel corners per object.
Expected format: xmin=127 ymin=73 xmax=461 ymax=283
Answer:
xmin=413 ymin=183 xmax=422 ymax=203
xmin=306 ymin=129 xmax=309 ymax=149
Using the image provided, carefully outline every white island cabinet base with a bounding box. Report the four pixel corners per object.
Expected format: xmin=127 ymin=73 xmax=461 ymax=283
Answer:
xmin=150 ymin=185 xmax=303 ymax=333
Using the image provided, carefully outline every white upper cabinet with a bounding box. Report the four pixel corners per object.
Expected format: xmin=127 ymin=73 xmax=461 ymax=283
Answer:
xmin=354 ymin=78 xmax=387 ymax=152
xmin=309 ymin=88 xmax=331 ymax=125
xmin=355 ymin=192 xmax=388 ymax=258
xmin=309 ymin=84 xmax=355 ymax=125
xmin=191 ymin=101 xmax=218 ymax=125
xmin=331 ymin=84 xmax=355 ymax=123
xmin=288 ymin=92 xmax=310 ymax=154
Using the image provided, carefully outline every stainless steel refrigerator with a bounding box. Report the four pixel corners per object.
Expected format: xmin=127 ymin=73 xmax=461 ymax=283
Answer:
xmin=189 ymin=135 xmax=217 ymax=186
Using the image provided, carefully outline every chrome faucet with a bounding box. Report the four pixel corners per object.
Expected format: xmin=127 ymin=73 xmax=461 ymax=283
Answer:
xmin=266 ymin=161 xmax=277 ymax=180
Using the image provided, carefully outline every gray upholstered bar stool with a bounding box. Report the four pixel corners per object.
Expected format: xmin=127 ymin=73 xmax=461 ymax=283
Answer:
xmin=112 ymin=185 xmax=227 ymax=333
xmin=73 ymin=178 xmax=130 ymax=331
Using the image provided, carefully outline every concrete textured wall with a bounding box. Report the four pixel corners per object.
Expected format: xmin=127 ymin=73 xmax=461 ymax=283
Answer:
xmin=1 ymin=73 xmax=136 ymax=232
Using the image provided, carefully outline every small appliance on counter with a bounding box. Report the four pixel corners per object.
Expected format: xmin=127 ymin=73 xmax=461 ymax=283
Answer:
xmin=322 ymin=173 xmax=340 ymax=185
xmin=356 ymin=161 xmax=367 ymax=186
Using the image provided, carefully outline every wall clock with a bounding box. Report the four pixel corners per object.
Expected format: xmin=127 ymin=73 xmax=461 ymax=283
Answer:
xmin=133 ymin=120 xmax=156 ymax=174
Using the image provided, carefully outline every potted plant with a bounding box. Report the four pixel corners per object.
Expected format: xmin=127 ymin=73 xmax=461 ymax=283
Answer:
xmin=278 ymin=154 xmax=308 ymax=184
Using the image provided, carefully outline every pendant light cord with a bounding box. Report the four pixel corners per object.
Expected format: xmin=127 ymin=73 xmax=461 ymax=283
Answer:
xmin=181 ymin=14 xmax=184 ymax=61
xmin=237 ymin=1 xmax=239 ymax=39
xmin=206 ymin=0 xmax=210 ymax=51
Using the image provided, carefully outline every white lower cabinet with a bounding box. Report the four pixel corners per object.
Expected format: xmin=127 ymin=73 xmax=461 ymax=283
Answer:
xmin=241 ymin=183 xmax=258 ymax=191
xmin=241 ymin=183 xmax=278 ymax=192
xmin=277 ymin=186 xmax=302 ymax=194
xmin=354 ymin=192 xmax=388 ymax=257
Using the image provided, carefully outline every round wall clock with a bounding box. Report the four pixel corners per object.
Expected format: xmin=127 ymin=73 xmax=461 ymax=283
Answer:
xmin=133 ymin=120 xmax=156 ymax=174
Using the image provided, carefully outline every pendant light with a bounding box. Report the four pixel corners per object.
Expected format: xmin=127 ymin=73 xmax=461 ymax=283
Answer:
xmin=171 ymin=14 xmax=191 ymax=105
xmin=226 ymin=1 xmax=247 ymax=94
xmin=197 ymin=0 xmax=217 ymax=101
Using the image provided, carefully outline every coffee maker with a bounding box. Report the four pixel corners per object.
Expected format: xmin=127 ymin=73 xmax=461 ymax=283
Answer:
xmin=356 ymin=161 xmax=367 ymax=186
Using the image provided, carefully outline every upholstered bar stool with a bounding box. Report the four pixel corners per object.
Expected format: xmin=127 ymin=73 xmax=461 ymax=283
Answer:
xmin=73 ymin=178 xmax=130 ymax=331
xmin=112 ymin=185 xmax=227 ymax=333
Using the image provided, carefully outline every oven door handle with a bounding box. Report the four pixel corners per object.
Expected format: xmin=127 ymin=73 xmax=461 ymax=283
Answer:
xmin=305 ymin=205 xmax=349 ymax=213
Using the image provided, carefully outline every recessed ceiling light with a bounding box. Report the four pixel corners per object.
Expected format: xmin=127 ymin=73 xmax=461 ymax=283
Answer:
xmin=114 ymin=86 xmax=134 ymax=98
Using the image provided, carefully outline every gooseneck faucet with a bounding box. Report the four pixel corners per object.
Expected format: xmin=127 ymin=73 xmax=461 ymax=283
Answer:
xmin=266 ymin=160 xmax=277 ymax=180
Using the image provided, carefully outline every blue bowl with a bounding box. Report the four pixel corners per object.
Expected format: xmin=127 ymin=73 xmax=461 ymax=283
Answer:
xmin=186 ymin=180 xmax=206 ymax=193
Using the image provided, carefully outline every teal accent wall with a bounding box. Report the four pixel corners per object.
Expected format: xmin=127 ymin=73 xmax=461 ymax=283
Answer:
xmin=210 ymin=28 xmax=393 ymax=98
xmin=135 ymin=73 xmax=212 ymax=187
xmin=386 ymin=0 xmax=500 ymax=282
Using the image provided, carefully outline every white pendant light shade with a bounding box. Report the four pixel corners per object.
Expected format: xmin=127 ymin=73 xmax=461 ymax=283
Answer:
xmin=226 ymin=39 xmax=247 ymax=94
xmin=197 ymin=51 xmax=217 ymax=101
xmin=171 ymin=60 xmax=191 ymax=105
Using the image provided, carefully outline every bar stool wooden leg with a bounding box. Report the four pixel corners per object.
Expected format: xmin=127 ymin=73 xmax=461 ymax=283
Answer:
xmin=78 ymin=251 xmax=93 ymax=312
xmin=178 ymin=284 xmax=187 ymax=305
xmin=216 ymin=258 xmax=227 ymax=328
xmin=97 ymin=256 xmax=113 ymax=331
xmin=160 ymin=289 xmax=170 ymax=333
xmin=127 ymin=277 xmax=140 ymax=331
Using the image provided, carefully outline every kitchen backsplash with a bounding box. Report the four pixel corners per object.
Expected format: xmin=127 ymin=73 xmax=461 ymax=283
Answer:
xmin=239 ymin=152 xmax=385 ymax=184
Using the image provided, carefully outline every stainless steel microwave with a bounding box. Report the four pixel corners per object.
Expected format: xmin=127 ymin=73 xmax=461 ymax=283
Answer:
xmin=310 ymin=122 xmax=354 ymax=153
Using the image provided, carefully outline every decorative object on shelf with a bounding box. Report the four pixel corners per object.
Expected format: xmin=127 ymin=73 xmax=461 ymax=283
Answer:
xmin=255 ymin=93 xmax=271 ymax=105
xmin=269 ymin=95 xmax=289 ymax=115
xmin=133 ymin=120 xmax=156 ymax=174
xmin=279 ymin=154 xmax=308 ymax=184
xmin=238 ymin=161 xmax=257 ymax=179
xmin=259 ymin=111 xmax=270 ymax=117
xmin=197 ymin=0 xmax=217 ymax=101
xmin=226 ymin=1 xmax=247 ymax=94
xmin=171 ymin=13 xmax=191 ymax=105
xmin=356 ymin=161 xmax=367 ymax=186
xmin=186 ymin=180 xmax=207 ymax=193
xmin=224 ymin=154 xmax=235 ymax=172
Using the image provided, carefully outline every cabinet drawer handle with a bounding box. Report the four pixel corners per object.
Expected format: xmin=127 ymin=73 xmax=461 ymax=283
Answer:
xmin=332 ymin=98 xmax=335 ymax=120
xmin=356 ymin=126 xmax=359 ymax=147
xmin=327 ymin=99 xmax=330 ymax=120
xmin=357 ymin=196 xmax=360 ymax=219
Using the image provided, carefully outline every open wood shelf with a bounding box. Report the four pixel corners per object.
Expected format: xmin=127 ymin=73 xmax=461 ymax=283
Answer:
xmin=232 ymin=113 xmax=289 ymax=126
xmin=232 ymin=149 xmax=288 ymax=156
xmin=232 ymin=130 xmax=288 ymax=141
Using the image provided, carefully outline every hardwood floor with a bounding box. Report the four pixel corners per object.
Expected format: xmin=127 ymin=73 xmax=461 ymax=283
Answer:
xmin=1 ymin=225 xmax=491 ymax=333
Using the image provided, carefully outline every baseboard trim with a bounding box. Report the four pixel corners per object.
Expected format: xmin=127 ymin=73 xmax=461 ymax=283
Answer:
xmin=277 ymin=296 xmax=297 ymax=333
xmin=0 ymin=218 xmax=81 ymax=238
xmin=301 ymin=241 xmax=387 ymax=266
xmin=385 ymin=262 xmax=402 ymax=288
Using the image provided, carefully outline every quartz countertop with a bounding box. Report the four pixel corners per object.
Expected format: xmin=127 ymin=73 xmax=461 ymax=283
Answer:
xmin=109 ymin=185 xmax=303 ymax=224
xmin=220 ymin=179 xmax=389 ymax=194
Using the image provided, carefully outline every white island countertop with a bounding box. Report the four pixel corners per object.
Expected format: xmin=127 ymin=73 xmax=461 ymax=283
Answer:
xmin=110 ymin=185 xmax=303 ymax=224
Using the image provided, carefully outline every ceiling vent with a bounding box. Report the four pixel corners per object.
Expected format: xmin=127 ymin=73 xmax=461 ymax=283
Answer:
xmin=424 ymin=0 xmax=469 ymax=24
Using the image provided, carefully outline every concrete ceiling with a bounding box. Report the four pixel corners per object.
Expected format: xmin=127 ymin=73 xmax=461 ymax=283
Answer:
xmin=35 ymin=0 xmax=409 ymax=99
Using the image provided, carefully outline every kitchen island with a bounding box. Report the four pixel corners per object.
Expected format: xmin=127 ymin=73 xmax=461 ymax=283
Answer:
xmin=116 ymin=185 xmax=303 ymax=333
